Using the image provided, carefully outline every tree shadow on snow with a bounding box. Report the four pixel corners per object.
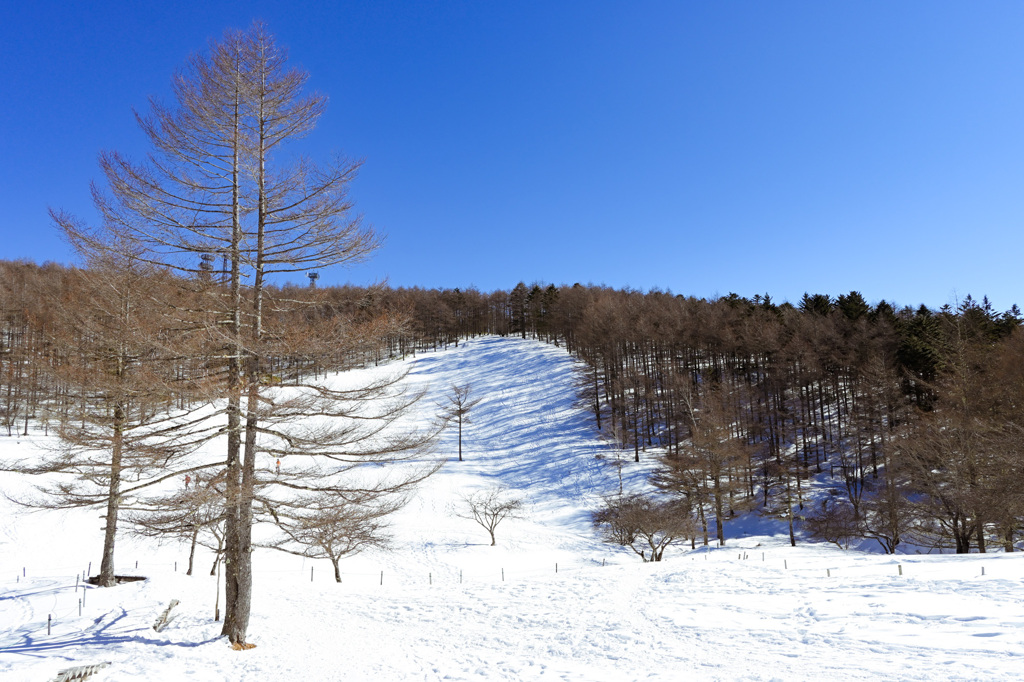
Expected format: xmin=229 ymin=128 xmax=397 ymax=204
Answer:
xmin=0 ymin=608 xmax=219 ymax=658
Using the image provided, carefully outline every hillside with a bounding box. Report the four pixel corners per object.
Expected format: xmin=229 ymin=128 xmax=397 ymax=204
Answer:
xmin=1 ymin=336 xmax=1021 ymax=681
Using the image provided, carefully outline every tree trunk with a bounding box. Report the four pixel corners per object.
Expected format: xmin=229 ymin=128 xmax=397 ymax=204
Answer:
xmin=221 ymin=68 xmax=247 ymax=644
xmin=98 ymin=404 xmax=124 ymax=587
xmin=714 ymin=473 xmax=725 ymax=546
xmin=187 ymin=526 xmax=198 ymax=576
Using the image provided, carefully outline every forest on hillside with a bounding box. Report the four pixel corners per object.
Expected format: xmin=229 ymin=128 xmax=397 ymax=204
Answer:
xmin=3 ymin=258 xmax=1022 ymax=560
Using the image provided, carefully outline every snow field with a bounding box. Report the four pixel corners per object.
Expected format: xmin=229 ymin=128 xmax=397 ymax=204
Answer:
xmin=1 ymin=337 xmax=1023 ymax=680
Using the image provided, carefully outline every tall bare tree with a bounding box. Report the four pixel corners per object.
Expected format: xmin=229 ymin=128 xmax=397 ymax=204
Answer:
xmin=56 ymin=23 xmax=433 ymax=646
xmin=3 ymin=225 xmax=212 ymax=587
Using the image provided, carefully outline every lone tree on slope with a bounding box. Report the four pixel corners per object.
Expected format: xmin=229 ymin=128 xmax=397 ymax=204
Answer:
xmin=441 ymin=383 xmax=482 ymax=462
xmin=457 ymin=487 xmax=524 ymax=546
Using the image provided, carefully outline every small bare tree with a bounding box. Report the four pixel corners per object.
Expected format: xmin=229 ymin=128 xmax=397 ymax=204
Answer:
xmin=593 ymin=494 xmax=695 ymax=562
xmin=266 ymin=493 xmax=403 ymax=582
xmin=804 ymin=493 xmax=860 ymax=550
xmin=441 ymin=384 xmax=482 ymax=462
xmin=128 ymin=481 xmax=226 ymax=576
xmin=457 ymin=487 xmax=524 ymax=546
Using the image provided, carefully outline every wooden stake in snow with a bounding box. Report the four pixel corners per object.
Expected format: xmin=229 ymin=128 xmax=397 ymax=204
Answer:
xmin=153 ymin=599 xmax=180 ymax=632
xmin=49 ymin=661 xmax=110 ymax=682
xmin=380 ymin=571 xmax=383 ymax=586
xmin=310 ymin=567 xmax=314 ymax=582
xmin=898 ymin=564 xmax=903 ymax=576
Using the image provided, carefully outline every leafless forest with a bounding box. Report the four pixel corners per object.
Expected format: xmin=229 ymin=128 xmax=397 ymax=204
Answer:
xmin=3 ymin=261 xmax=1022 ymax=563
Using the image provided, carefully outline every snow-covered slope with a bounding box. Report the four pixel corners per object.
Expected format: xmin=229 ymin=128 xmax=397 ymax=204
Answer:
xmin=1 ymin=336 xmax=1022 ymax=681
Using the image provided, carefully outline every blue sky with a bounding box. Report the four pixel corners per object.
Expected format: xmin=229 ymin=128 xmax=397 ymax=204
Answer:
xmin=3 ymin=1 xmax=1022 ymax=310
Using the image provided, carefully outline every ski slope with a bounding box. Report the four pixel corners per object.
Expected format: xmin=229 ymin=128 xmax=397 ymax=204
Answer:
xmin=1 ymin=336 xmax=1022 ymax=681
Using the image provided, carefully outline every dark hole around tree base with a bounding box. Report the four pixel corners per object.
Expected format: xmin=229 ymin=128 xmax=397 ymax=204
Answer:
xmin=86 ymin=575 xmax=147 ymax=585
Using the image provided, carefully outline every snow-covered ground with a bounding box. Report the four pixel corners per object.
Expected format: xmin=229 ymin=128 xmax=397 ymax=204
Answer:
xmin=1 ymin=336 xmax=1022 ymax=681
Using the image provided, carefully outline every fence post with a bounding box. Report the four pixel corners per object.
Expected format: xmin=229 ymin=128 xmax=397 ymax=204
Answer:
xmin=898 ymin=564 xmax=902 ymax=576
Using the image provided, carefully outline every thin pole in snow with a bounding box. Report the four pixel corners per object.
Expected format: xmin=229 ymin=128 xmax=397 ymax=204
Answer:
xmin=784 ymin=560 xmax=788 ymax=570
xmin=79 ymin=599 xmax=82 ymax=617
xmin=898 ymin=564 xmax=903 ymax=576
xmin=429 ymin=573 xmax=432 ymax=586
xmin=47 ymin=614 xmax=51 ymax=635
xmin=311 ymin=567 xmax=314 ymax=582
xmin=380 ymin=571 xmax=383 ymax=586
xmin=555 ymin=563 xmax=558 ymax=574
xmin=502 ymin=568 xmax=504 ymax=582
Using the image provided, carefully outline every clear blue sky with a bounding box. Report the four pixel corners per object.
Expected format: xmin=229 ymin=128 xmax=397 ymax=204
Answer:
xmin=3 ymin=1 xmax=1022 ymax=310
